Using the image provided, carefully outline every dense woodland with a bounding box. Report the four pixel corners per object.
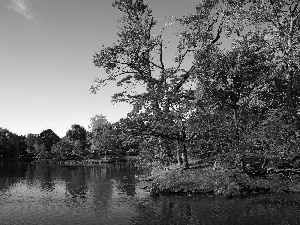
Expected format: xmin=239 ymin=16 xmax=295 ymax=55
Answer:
xmin=2 ymin=0 xmax=300 ymax=172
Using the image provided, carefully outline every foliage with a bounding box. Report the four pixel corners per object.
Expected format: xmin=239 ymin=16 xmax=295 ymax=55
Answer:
xmin=66 ymin=124 xmax=88 ymax=155
xmin=89 ymin=114 xmax=110 ymax=133
xmin=49 ymin=124 xmax=90 ymax=159
xmin=51 ymin=139 xmax=82 ymax=160
xmin=171 ymin=0 xmax=300 ymax=164
xmin=88 ymin=115 xmax=116 ymax=156
xmin=39 ymin=129 xmax=60 ymax=152
xmin=243 ymin=109 xmax=300 ymax=159
xmin=0 ymin=128 xmax=26 ymax=159
xmin=66 ymin=124 xmax=87 ymax=144
xmin=35 ymin=144 xmax=50 ymax=159
xmin=24 ymin=130 xmax=60 ymax=158
xmin=193 ymin=33 xmax=274 ymax=154
xmin=217 ymin=0 xmax=300 ymax=131
xmin=189 ymin=110 xmax=235 ymax=158
xmin=25 ymin=133 xmax=41 ymax=157
xmin=15 ymin=135 xmax=28 ymax=158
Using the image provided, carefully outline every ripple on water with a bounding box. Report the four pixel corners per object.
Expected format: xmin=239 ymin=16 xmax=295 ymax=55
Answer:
xmin=2 ymin=163 xmax=300 ymax=225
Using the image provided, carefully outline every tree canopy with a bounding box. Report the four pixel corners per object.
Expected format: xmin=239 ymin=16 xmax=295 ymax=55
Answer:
xmin=90 ymin=0 xmax=300 ymax=169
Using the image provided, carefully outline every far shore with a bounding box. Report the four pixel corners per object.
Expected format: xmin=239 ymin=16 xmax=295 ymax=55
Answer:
xmin=30 ymin=156 xmax=137 ymax=166
xmin=0 ymin=158 xmax=34 ymax=162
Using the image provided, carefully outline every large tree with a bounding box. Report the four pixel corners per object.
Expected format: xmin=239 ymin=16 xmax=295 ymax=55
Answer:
xmin=91 ymin=0 xmax=223 ymax=168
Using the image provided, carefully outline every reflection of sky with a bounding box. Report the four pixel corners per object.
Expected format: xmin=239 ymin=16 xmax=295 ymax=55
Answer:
xmin=0 ymin=177 xmax=140 ymax=225
xmin=3 ymin=179 xmax=67 ymax=200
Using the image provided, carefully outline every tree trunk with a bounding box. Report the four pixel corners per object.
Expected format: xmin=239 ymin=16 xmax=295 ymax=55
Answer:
xmin=181 ymin=142 xmax=189 ymax=169
xmin=178 ymin=125 xmax=189 ymax=169
xmin=176 ymin=141 xmax=183 ymax=166
xmin=233 ymin=107 xmax=239 ymax=152
xmin=285 ymin=13 xmax=300 ymax=132
xmin=286 ymin=69 xmax=300 ymax=132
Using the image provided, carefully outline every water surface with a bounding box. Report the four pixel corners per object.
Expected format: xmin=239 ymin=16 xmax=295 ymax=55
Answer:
xmin=1 ymin=161 xmax=300 ymax=225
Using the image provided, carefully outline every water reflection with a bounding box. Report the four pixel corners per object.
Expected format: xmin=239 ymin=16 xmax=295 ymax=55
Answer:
xmin=133 ymin=194 xmax=300 ymax=225
xmin=0 ymin=162 xmax=142 ymax=224
xmin=1 ymin=161 xmax=300 ymax=225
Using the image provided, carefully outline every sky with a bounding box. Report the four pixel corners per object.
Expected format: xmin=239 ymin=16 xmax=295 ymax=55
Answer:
xmin=0 ymin=0 xmax=203 ymax=137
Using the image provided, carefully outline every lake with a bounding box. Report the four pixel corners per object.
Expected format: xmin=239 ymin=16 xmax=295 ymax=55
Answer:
xmin=1 ymin=161 xmax=300 ymax=225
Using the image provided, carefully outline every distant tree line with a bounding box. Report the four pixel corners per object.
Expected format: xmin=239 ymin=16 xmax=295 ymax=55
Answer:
xmin=0 ymin=114 xmax=139 ymax=160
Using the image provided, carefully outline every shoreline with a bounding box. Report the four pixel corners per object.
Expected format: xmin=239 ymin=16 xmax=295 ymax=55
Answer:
xmin=11 ymin=157 xmax=300 ymax=198
xmin=31 ymin=156 xmax=136 ymax=165
xmin=0 ymin=158 xmax=34 ymax=162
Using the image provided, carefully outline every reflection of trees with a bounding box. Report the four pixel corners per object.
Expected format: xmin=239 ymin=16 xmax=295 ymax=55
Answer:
xmin=40 ymin=166 xmax=55 ymax=191
xmin=86 ymin=166 xmax=114 ymax=209
xmin=23 ymin=163 xmax=116 ymax=206
xmin=105 ymin=163 xmax=140 ymax=197
xmin=114 ymin=164 xmax=136 ymax=197
xmin=26 ymin=165 xmax=91 ymax=199
xmin=0 ymin=161 xmax=27 ymax=177
xmin=0 ymin=161 xmax=29 ymax=191
xmin=25 ymin=164 xmax=56 ymax=191
xmin=116 ymin=176 xmax=136 ymax=196
xmin=132 ymin=195 xmax=300 ymax=225
xmin=3 ymin=162 xmax=300 ymax=225
xmin=132 ymin=196 xmax=219 ymax=225
xmin=64 ymin=167 xmax=88 ymax=198
xmin=242 ymin=196 xmax=300 ymax=225
xmin=24 ymin=165 xmax=90 ymax=197
xmin=130 ymin=198 xmax=176 ymax=224
xmin=1 ymin=162 xmax=143 ymax=200
xmin=1 ymin=162 xmax=147 ymax=217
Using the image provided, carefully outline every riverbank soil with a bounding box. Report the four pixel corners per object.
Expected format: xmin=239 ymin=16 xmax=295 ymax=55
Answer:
xmin=138 ymin=160 xmax=300 ymax=198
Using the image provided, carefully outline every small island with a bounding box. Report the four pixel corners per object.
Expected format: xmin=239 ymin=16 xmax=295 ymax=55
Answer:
xmin=138 ymin=156 xmax=300 ymax=198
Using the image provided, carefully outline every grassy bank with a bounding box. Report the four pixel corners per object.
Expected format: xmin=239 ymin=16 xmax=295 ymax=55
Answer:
xmin=138 ymin=161 xmax=300 ymax=198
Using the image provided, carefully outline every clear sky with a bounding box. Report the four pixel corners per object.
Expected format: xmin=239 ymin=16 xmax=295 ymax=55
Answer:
xmin=0 ymin=0 xmax=201 ymax=137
